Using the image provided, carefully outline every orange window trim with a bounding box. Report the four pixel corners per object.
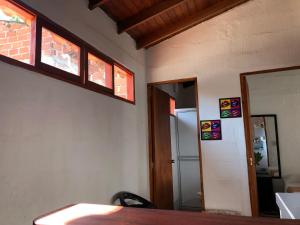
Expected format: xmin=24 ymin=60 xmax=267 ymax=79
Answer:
xmin=170 ymin=97 xmax=176 ymax=116
xmin=126 ymin=72 xmax=134 ymax=102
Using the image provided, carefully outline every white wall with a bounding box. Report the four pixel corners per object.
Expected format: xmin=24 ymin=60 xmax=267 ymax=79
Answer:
xmin=146 ymin=0 xmax=300 ymax=216
xmin=0 ymin=1 xmax=148 ymax=225
xmin=247 ymin=70 xmax=300 ymax=180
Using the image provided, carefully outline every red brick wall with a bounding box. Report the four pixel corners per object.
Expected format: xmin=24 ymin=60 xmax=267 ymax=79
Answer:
xmin=0 ymin=20 xmax=80 ymax=71
xmin=0 ymin=22 xmax=32 ymax=64
xmin=0 ymin=21 xmax=133 ymax=100
xmin=88 ymin=53 xmax=112 ymax=88
xmin=114 ymin=66 xmax=134 ymax=100
xmin=41 ymin=28 xmax=80 ymax=74
xmin=115 ymin=74 xmax=128 ymax=99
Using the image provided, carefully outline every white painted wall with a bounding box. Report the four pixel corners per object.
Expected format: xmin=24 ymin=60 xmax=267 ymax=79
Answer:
xmin=146 ymin=0 xmax=300 ymax=216
xmin=0 ymin=1 xmax=148 ymax=225
xmin=247 ymin=70 xmax=300 ymax=183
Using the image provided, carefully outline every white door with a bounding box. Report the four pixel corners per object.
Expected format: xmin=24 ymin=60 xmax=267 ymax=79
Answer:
xmin=170 ymin=115 xmax=180 ymax=209
xmin=176 ymin=108 xmax=202 ymax=210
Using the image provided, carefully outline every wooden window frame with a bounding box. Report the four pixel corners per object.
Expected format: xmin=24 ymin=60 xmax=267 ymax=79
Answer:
xmin=85 ymin=46 xmax=114 ymax=95
xmin=113 ymin=62 xmax=135 ymax=104
xmin=35 ymin=17 xmax=85 ymax=84
xmin=0 ymin=0 xmax=136 ymax=105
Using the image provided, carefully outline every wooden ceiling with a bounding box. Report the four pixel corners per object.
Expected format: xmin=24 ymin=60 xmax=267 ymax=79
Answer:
xmin=88 ymin=0 xmax=249 ymax=49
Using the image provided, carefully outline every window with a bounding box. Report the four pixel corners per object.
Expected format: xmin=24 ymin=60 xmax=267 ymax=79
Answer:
xmin=170 ymin=97 xmax=176 ymax=116
xmin=114 ymin=65 xmax=134 ymax=102
xmin=87 ymin=52 xmax=112 ymax=89
xmin=0 ymin=0 xmax=135 ymax=105
xmin=0 ymin=0 xmax=35 ymax=64
xmin=41 ymin=27 xmax=80 ymax=76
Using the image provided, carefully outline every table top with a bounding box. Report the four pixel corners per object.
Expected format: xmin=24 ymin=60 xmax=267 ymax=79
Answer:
xmin=34 ymin=203 xmax=300 ymax=225
xmin=276 ymin=193 xmax=300 ymax=219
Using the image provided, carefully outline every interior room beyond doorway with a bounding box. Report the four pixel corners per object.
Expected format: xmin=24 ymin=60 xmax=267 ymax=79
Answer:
xmin=148 ymin=78 xmax=204 ymax=211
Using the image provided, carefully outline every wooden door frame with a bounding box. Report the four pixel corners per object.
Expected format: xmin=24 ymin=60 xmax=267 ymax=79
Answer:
xmin=240 ymin=65 xmax=300 ymax=217
xmin=147 ymin=77 xmax=205 ymax=210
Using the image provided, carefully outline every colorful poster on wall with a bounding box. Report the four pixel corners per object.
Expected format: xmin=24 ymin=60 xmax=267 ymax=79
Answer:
xmin=219 ymin=97 xmax=242 ymax=118
xmin=200 ymin=120 xmax=222 ymax=140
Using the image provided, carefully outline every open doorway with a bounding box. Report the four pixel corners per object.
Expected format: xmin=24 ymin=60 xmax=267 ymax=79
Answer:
xmin=147 ymin=78 xmax=204 ymax=211
xmin=241 ymin=66 xmax=300 ymax=218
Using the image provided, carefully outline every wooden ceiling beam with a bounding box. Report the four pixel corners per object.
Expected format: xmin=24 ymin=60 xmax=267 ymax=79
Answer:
xmin=117 ymin=0 xmax=186 ymax=34
xmin=88 ymin=0 xmax=109 ymax=10
xmin=136 ymin=0 xmax=249 ymax=49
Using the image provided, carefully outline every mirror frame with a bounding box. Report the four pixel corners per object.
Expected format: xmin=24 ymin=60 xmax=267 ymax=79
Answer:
xmin=251 ymin=114 xmax=282 ymax=178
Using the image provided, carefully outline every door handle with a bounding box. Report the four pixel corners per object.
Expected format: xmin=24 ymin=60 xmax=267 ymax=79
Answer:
xmin=249 ymin=157 xmax=253 ymax=166
xmin=171 ymin=160 xmax=175 ymax=164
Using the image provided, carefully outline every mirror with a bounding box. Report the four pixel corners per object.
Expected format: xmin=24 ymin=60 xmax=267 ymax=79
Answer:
xmin=251 ymin=115 xmax=281 ymax=178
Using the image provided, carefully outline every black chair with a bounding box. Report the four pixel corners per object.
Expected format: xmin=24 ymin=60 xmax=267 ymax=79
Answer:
xmin=111 ymin=191 xmax=155 ymax=208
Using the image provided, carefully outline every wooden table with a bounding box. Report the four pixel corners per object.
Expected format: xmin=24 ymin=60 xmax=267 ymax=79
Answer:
xmin=34 ymin=203 xmax=300 ymax=225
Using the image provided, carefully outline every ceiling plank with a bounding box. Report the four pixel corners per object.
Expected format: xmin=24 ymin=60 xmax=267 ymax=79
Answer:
xmin=136 ymin=0 xmax=249 ymax=49
xmin=89 ymin=0 xmax=109 ymax=10
xmin=117 ymin=0 xmax=186 ymax=34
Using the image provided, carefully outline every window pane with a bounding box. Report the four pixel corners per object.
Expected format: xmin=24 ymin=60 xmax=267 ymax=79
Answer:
xmin=114 ymin=65 xmax=134 ymax=102
xmin=41 ymin=28 xmax=80 ymax=75
xmin=170 ymin=98 xmax=176 ymax=115
xmin=0 ymin=0 xmax=35 ymax=64
xmin=88 ymin=53 xmax=112 ymax=89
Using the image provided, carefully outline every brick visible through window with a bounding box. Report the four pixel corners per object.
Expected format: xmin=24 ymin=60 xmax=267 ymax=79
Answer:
xmin=41 ymin=27 xmax=80 ymax=75
xmin=114 ymin=65 xmax=134 ymax=102
xmin=0 ymin=0 xmax=135 ymax=105
xmin=0 ymin=0 xmax=35 ymax=64
xmin=88 ymin=53 xmax=112 ymax=89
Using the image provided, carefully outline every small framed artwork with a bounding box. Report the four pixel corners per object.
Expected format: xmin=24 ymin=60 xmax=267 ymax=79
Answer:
xmin=219 ymin=97 xmax=242 ymax=118
xmin=200 ymin=120 xmax=222 ymax=140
